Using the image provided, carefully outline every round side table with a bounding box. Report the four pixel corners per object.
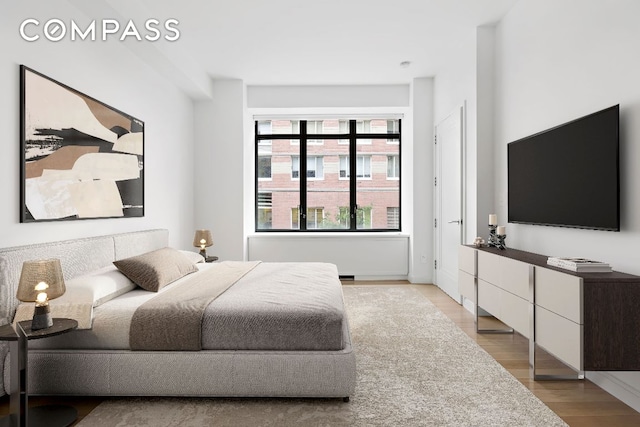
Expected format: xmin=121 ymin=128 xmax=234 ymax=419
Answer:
xmin=0 ymin=318 xmax=78 ymax=427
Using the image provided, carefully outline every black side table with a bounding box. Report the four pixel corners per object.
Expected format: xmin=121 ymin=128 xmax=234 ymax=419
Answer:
xmin=0 ymin=318 xmax=78 ymax=427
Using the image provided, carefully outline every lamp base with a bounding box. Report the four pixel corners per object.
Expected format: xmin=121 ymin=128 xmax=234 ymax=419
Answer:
xmin=199 ymin=249 xmax=208 ymax=258
xmin=31 ymin=305 xmax=52 ymax=330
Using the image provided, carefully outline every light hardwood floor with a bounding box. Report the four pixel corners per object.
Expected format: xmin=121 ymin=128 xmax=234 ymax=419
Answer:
xmin=2 ymin=282 xmax=640 ymax=426
xmin=410 ymin=283 xmax=640 ymax=427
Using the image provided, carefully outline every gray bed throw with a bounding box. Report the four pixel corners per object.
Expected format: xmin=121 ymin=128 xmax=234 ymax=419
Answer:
xmin=130 ymin=261 xmax=260 ymax=350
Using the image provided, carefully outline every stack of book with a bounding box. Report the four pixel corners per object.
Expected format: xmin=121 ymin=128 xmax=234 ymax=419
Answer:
xmin=547 ymin=257 xmax=612 ymax=273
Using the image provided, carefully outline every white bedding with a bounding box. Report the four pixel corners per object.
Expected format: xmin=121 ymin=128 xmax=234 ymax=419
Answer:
xmin=29 ymin=262 xmax=346 ymax=352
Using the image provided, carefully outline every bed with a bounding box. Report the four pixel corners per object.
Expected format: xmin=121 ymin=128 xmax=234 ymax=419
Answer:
xmin=0 ymin=229 xmax=356 ymax=399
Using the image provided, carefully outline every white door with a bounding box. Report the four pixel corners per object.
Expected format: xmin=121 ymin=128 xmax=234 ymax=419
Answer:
xmin=434 ymin=105 xmax=464 ymax=302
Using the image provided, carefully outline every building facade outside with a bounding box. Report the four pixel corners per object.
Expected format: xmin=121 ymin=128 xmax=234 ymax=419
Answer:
xmin=257 ymin=119 xmax=400 ymax=231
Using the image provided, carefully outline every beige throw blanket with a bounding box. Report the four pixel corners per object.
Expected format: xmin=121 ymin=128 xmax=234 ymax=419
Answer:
xmin=130 ymin=261 xmax=261 ymax=351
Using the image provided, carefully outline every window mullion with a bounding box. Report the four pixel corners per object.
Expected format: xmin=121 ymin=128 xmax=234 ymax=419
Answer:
xmin=349 ymin=120 xmax=357 ymax=231
xmin=300 ymin=121 xmax=308 ymax=231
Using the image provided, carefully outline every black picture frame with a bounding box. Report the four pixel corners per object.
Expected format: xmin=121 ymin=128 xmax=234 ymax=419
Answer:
xmin=20 ymin=65 xmax=144 ymax=223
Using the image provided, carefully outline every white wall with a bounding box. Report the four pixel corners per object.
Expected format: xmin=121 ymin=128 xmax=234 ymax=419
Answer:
xmin=194 ymin=79 xmax=246 ymax=261
xmin=494 ymin=0 xmax=640 ymax=411
xmin=476 ymin=26 xmax=497 ymax=242
xmin=410 ymin=78 xmax=435 ymax=283
xmin=433 ymin=28 xmax=482 ymax=243
xmin=0 ymin=3 xmax=196 ymax=250
xmin=242 ymin=84 xmax=434 ymax=281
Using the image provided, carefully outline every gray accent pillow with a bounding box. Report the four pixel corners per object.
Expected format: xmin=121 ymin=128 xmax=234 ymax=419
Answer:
xmin=113 ymin=247 xmax=198 ymax=292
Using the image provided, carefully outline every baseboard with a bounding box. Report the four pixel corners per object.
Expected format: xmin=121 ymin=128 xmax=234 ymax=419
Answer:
xmin=354 ymin=275 xmax=409 ymax=282
xmin=586 ymin=371 xmax=640 ymax=413
xmin=407 ymin=273 xmax=430 ymax=284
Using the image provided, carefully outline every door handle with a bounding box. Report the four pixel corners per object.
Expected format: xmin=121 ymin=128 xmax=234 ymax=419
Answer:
xmin=448 ymin=220 xmax=462 ymax=224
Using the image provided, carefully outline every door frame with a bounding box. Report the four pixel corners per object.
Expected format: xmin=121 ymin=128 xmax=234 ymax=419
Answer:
xmin=433 ymin=103 xmax=466 ymax=302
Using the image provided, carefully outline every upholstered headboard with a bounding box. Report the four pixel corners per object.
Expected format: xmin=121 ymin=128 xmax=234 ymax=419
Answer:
xmin=0 ymin=229 xmax=168 ymax=396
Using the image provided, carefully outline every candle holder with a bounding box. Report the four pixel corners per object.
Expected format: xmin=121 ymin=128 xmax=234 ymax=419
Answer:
xmin=487 ymin=224 xmax=499 ymax=248
xmin=496 ymin=233 xmax=506 ymax=250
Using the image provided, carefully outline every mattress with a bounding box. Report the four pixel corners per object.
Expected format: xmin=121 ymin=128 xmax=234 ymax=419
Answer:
xmin=29 ymin=262 xmax=346 ymax=352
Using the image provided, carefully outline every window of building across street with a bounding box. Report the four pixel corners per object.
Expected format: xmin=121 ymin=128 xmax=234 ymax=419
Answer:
xmin=255 ymin=118 xmax=400 ymax=231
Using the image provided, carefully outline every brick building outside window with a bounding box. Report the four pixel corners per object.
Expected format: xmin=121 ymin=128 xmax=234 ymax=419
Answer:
xmin=255 ymin=118 xmax=400 ymax=231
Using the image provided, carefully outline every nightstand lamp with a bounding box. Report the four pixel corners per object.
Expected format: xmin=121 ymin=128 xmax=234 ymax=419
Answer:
xmin=16 ymin=259 xmax=66 ymax=330
xmin=193 ymin=229 xmax=213 ymax=259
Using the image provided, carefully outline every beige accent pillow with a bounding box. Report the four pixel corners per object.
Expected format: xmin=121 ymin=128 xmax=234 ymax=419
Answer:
xmin=113 ymin=247 xmax=198 ymax=292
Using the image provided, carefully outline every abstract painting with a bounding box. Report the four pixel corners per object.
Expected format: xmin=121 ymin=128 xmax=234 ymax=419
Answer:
xmin=20 ymin=65 xmax=144 ymax=222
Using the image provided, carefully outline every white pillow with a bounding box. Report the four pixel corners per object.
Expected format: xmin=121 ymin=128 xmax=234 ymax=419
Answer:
xmin=65 ymin=264 xmax=137 ymax=307
xmin=179 ymin=250 xmax=205 ymax=264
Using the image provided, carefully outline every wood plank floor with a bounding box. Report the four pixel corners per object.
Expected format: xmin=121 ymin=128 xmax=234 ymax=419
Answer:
xmin=409 ymin=283 xmax=640 ymax=427
xmin=2 ymin=282 xmax=639 ymax=426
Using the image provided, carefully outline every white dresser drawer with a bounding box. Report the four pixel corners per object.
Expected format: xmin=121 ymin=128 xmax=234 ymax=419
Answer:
xmin=536 ymin=305 xmax=583 ymax=371
xmin=478 ymin=251 xmax=501 ymax=285
xmin=478 ymin=279 xmax=501 ymax=318
xmin=458 ymin=246 xmax=476 ymax=276
xmin=458 ymin=270 xmax=475 ymax=302
xmin=500 ymin=257 xmax=531 ymax=301
xmin=500 ymin=291 xmax=530 ymax=339
xmin=535 ymin=267 xmax=583 ymax=324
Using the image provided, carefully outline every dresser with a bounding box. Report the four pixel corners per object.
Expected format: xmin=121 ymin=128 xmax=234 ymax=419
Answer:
xmin=459 ymin=245 xmax=640 ymax=379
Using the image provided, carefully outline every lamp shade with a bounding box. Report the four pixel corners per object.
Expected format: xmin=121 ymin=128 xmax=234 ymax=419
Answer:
xmin=193 ymin=229 xmax=213 ymax=248
xmin=16 ymin=259 xmax=66 ymax=302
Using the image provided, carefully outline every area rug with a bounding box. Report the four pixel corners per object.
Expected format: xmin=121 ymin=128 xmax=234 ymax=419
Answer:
xmin=77 ymin=285 xmax=567 ymax=426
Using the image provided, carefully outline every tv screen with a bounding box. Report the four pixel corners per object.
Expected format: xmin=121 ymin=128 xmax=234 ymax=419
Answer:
xmin=508 ymin=105 xmax=619 ymax=231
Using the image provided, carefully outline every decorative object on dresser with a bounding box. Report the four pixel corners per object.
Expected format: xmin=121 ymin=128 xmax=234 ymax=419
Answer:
xmin=547 ymin=257 xmax=612 ymax=273
xmin=459 ymin=245 xmax=640 ymax=381
xmin=193 ymin=229 xmax=213 ymax=259
xmin=15 ymin=259 xmax=66 ymax=330
xmin=473 ymin=237 xmax=485 ymax=248
xmin=495 ymin=225 xmax=506 ymax=250
xmin=20 ymin=65 xmax=145 ymax=223
xmin=487 ymin=215 xmax=506 ymax=249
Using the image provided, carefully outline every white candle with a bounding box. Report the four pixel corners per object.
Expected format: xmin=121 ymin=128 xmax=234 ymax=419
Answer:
xmin=489 ymin=214 xmax=497 ymax=225
xmin=497 ymin=226 xmax=506 ymax=235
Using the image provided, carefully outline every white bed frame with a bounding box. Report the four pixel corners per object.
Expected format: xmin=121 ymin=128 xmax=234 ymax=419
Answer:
xmin=0 ymin=229 xmax=356 ymax=399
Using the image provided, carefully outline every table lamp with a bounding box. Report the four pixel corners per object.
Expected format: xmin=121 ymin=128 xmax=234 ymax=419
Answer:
xmin=193 ymin=229 xmax=213 ymax=259
xmin=16 ymin=259 xmax=66 ymax=330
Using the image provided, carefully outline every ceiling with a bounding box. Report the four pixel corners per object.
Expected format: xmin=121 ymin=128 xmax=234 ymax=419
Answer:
xmin=76 ymin=0 xmax=519 ymax=98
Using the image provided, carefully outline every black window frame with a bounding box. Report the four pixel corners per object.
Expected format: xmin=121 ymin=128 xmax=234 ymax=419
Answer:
xmin=255 ymin=119 xmax=401 ymax=232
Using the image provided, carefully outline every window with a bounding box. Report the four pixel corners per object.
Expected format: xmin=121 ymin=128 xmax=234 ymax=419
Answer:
xmin=339 ymin=156 xmax=349 ymax=178
xmin=257 ymin=121 xmax=272 ymax=135
xmin=306 ymin=208 xmax=324 ymax=229
xmin=387 ymin=155 xmax=399 ymax=179
xmin=356 ymin=206 xmax=372 ymax=229
xmin=258 ymin=156 xmax=271 ymax=179
xmin=307 ymin=120 xmax=323 ymax=134
xmin=307 ymin=156 xmax=324 ymax=179
xmin=292 ymin=155 xmax=324 ymax=179
xmin=387 ymin=119 xmax=400 ymax=133
xmin=291 ymin=207 xmax=325 ymax=229
xmin=340 ymin=155 xmax=371 ymax=179
xmin=257 ymin=192 xmax=273 ymax=229
xmin=356 ymin=156 xmax=371 ymax=179
xmin=255 ymin=119 xmax=400 ymax=231
xmin=338 ymin=206 xmax=350 ymax=229
xmin=387 ymin=207 xmax=399 ymax=228
xmin=291 ymin=156 xmax=299 ymax=179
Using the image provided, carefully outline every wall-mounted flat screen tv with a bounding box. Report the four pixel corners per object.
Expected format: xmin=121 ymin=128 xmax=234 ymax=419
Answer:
xmin=508 ymin=105 xmax=619 ymax=231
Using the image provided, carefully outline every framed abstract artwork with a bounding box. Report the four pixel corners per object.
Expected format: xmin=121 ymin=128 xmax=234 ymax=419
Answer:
xmin=20 ymin=65 xmax=144 ymax=222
